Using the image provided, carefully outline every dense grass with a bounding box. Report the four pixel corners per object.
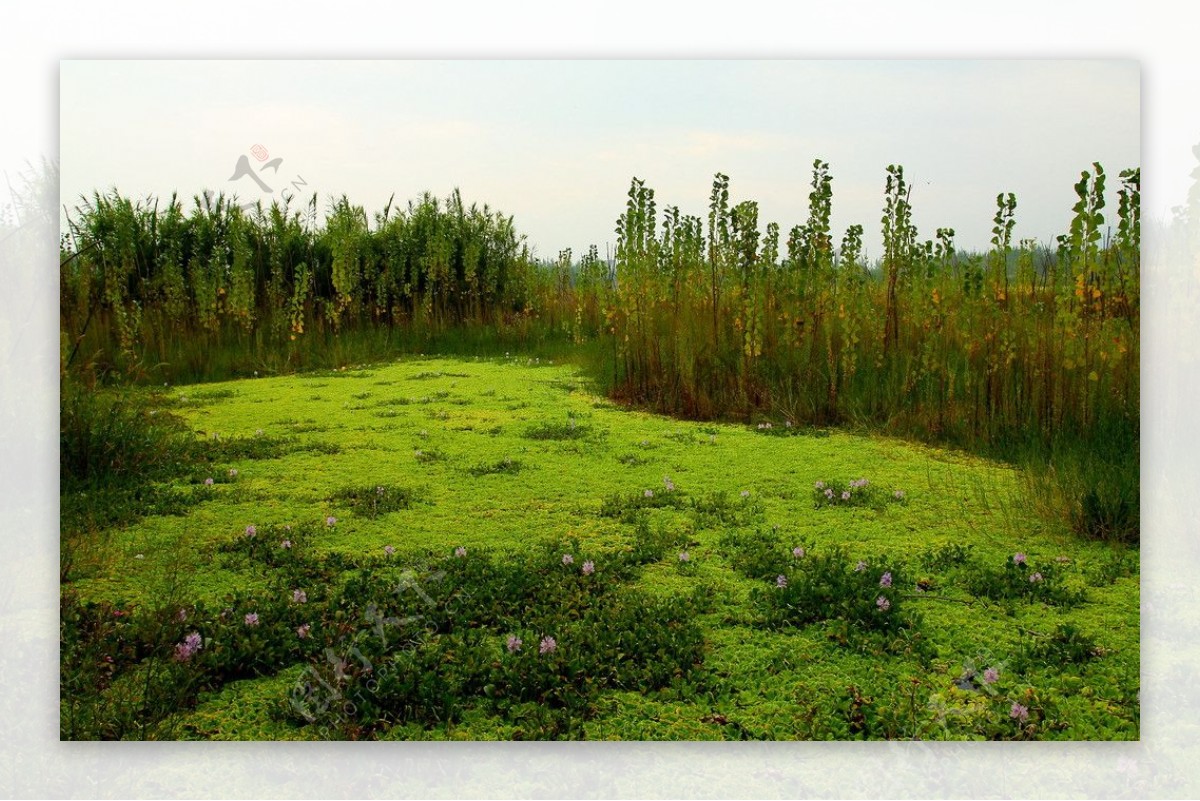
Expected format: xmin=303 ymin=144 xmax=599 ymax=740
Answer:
xmin=60 ymin=357 xmax=1138 ymax=740
xmin=59 ymin=163 xmax=1140 ymax=543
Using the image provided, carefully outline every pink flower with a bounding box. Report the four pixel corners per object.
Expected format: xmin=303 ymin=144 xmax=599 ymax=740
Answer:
xmin=292 ymin=589 xmax=307 ymax=604
xmin=841 ymin=491 xmax=851 ymax=501
xmin=582 ymin=560 xmax=595 ymax=575
xmin=296 ymin=624 xmax=311 ymax=639
xmin=880 ymin=572 xmax=893 ymax=588
xmin=825 ymin=488 xmax=835 ymax=499
xmin=281 ymin=539 xmax=292 ymax=549
xmin=854 ymin=560 xmax=867 ymax=572
xmin=245 ymin=525 xmax=257 ymax=537
xmin=1013 ymin=552 xmax=1027 ymax=565
xmin=228 ymin=468 xmax=238 ymax=478
xmin=204 ymin=478 xmax=214 ymax=486
xmin=740 ymin=490 xmax=750 ymax=499
xmin=454 ymin=546 xmax=467 ymax=558
xmin=876 ymin=596 xmax=891 ymax=611
xmin=506 ymin=635 xmax=522 ymax=653
xmin=1029 ymin=572 xmax=1044 ymax=583
xmin=793 ymin=546 xmax=805 ymax=559
xmin=983 ymin=668 xmax=999 ymax=684
xmin=678 ymin=551 xmax=690 ymax=563
xmin=1010 ymin=702 xmax=1029 ymax=721
xmin=776 ymin=575 xmax=788 ymax=588
xmin=244 ymin=612 xmax=259 ymax=626
xmin=814 ymin=481 xmax=826 ymax=490
xmin=326 ymin=516 xmax=337 ymax=527
xmin=174 ymin=632 xmax=203 ymax=661
xmin=539 ymin=636 xmax=557 ymax=654
xmin=644 ymin=489 xmax=654 ymax=498
xmin=384 ymin=545 xmax=396 ymax=556
xmin=562 ymin=554 xmax=574 ymax=566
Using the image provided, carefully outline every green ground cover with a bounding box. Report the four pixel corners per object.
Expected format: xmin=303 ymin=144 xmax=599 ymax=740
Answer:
xmin=60 ymin=356 xmax=1138 ymax=740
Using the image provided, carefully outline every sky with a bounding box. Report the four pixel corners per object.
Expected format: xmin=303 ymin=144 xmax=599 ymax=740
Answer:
xmin=59 ymin=60 xmax=1139 ymax=261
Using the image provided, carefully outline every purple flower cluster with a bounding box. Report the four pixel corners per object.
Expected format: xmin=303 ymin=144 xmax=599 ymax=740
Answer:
xmin=1013 ymin=552 xmax=1027 ymax=565
xmin=792 ymin=546 xmax=805 ymax=559
xmin=506 ymin=635 xmax=522 ymax=653
xmin=326 ymin=516 xmax=337 ymax=527
xmin=244 ymin=612 xmax=259 ymax=626
xmin=561 ymin=553 xmax=574 ymax=566
xmin=776 ymin=575 xmax=788 ymax=588
xmin=876 ymin=596 xmax=891 ymax=612
xmin=292 ymin=589 xmax=307 ymax=604
xmin=663 ymin=476 xmax=675 ymax=492
xmin=174 ymin=632 xmax=203 ymax=662
xmin=678 ymin=551 xmax=690 ymax=563
xmin=849 ymin=478 xmax=869 ymax=489
xmin=1010 ymin=702 xmax=1029 ymax=722
xmin=879 ymin=572 xmax=893 ymax=588
xmin=455 ymin=546 xmax=467 ymax=558
xmin=539 ymin=636 xmax=557 ymax=654
xmin=296 ymin=623 xmax=311 ymax=639
xmin=245 ymin=525 xmax=257 ymax=537
xmin=983 ymin=668 xmax=1000 ymax=684
xmin=582 ymin=560 xmax=595 ymax=576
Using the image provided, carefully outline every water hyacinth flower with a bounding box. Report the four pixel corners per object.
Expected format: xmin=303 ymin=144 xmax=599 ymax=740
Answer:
xmin=454 ymin=546 xmax=467 ymax=557
xmin=876 ymin=596 xmax=891 ymax=611
xmin=326 ymin=516 xmax=337 ymax=527
xmin=1010 ymin=702 xmax=1029 ymax=721
xmin=824 ymin=488 xmax=835 ymax=499
xmin=384 ymin=545 xmax=396 ymax=556
xmin=244 ymin=612 xmax=259 ymax=626
xmin=880 ymin=572 xmax=893 ymax=588
xmin=244 ymin=525 xmax=256 ymax=537
xmin=841 ymin=491 xmax=851 ymax=501
xmin=204 ymin=477 xmax=214 ymax=486
xmin=296 ymin=624 xmax=311 ymax=639
xmin=292 ymin=589 xmax=307 ymax=604
xmin=582 ymin=560 xmax=595 ymax=575
xmin=1029 ymin=572 xmax=1044 ymax=583
xmin=562 ymin=553 xmax=575 ymax=566
xmin=855 ymin=560 xmax=867 ymax=572
xmin=539 ymin=636 xmax=557 ymax=655
xmin=228 ymin=468 xmax=238 ymax=478
xmin=1013 ymin=552 xmax=1027 ymax=565
xmin=663 ymin=476 xmax=675 ymax=492
xmin=506 ymin=635 xmax=522 ymax=653
xmin=793 ymin=546 xmax=805 ymax=559
xmin=815 ymin=481 xmax=825 ymax=490
xmin=678 ymin=551 xmax=690 ymax=563
xmin=174 ymin=632 xmax=203 ymax=661
xmin=776 ymin=575 xmax=788 ymax=588
xmin=983 ymin=668 xmax=1000 ymax=684
xmin=644 ymin=489 xmax=654 ymax=498
xmin=740 ymin=490 xmax=750 ymax=498
xmin=893 ymin=490 xmax=905 ymax=500
xmin=176 ymin=608 xmax=188 ymax=622
xmin=280 ymin=539 xmax=292 ymax=549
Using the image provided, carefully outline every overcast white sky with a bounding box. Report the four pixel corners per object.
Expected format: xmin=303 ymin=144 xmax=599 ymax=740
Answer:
xmin=60 ymin=60 xmax=1139 ymax=261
